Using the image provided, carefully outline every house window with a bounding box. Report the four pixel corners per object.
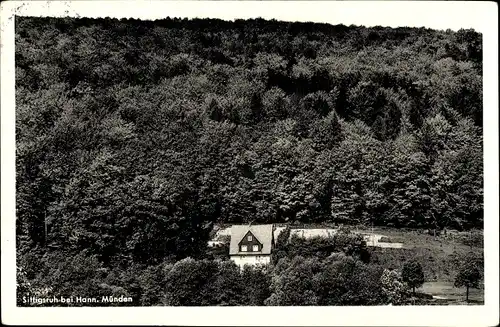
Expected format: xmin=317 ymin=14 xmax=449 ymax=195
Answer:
xmin=248 ymin=235 xmax=252 ymax=241
xmin=241 ymin=245 xmax=247 ymax=252
xmin=252 ymin=245 xmax=259 ymax=252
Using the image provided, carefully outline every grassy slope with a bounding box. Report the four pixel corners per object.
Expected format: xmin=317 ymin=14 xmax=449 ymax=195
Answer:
xmin=364 ymin=227 xmax=482 ymax=280
xmin=362 ymin=227 xmax=484 ymax=303
xmin=421 ymin=281 xmax=483 ymax=303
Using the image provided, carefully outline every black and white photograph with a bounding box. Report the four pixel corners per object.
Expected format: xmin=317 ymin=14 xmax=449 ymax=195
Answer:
xmin=1 ymin=1 xmax=498 ymax=326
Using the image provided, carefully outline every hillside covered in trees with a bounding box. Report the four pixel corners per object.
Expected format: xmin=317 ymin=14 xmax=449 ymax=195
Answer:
xmin=16 ymin=17 xmax=483 ymax=301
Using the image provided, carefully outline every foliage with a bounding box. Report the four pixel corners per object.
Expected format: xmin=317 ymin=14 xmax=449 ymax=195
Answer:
xmin=454 ymin=252 xmax=483 ymax=302
xmin=272 ymin=226 xmax=291 ymax=264
xmin=370 ymin=237 xmax=483 ymax=283
xmin=402 ymin=260 xmax=425 ymax=295
xmin=459 ymin=230 xmax=484 ymax=248
xmin=15 ymin=16 xmax=483 ymax=306
xmin=380 ymin=269 xmax=410 ymax=305
xmin=266 ymin=254 xmax=385 ymax=306
xmin=314 ymin=253 xmax=385 ymax=305
xmin=241 ymin=265 xmax=272 ymax=305
xmin=16 ymin=266 xmax=34 ymax=306
xmin=275 ymin=228 xmax=370 ymax=263
xmin=265 ymin=256 xmax=323 ymax=305
xmin=163 ymin=258 xmax=219 ymax=306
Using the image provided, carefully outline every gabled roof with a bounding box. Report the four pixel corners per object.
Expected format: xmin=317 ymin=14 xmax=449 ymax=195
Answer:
xmin=238 ymin=230 xmax=262 ymax=246
xmin=229 ymin=224 xmax=273 ymax=255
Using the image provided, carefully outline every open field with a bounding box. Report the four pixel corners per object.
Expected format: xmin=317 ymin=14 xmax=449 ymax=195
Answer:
xmin=358 ymin=227 xmax=484 ymax=302
xmin=364 ymin=228 xmax=483 ymax=279
xmin=421 ymin=281 xmax=484 ymax=304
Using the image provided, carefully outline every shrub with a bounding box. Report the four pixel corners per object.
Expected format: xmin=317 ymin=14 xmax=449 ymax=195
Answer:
xmin=380 ymin=269 xmax=410 ymax=305
xmin=265 ymin=256 xmax=323 ymax=306
xmin=276 ymin=229 xmax=370 ymax=263
xmin=316 ymin=253 xmax=385 ymax=305
xmin=460 ymin=230 xmax=483 ymax=248
xmin=163 ymin=258 xmax=219 ymax=306
xmin=135 ymin=263 xmax=167 ymax=306
xmin=242 ymin=265 xmax=272 ymax=306
xmin=16 ymin=266 xmax=33 ymax=306
xmin=266 ymin=254 xmax=386 ymax=306
xmin=36 ymin=251 xmax=107 ymax=305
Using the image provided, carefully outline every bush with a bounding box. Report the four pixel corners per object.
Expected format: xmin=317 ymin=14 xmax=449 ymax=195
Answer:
xmin=266 ymin=254 xmax=386 ymax=306
xmin=242 ymin=265 xmax=271 ymax=306
xmin=135 ymin=263 xmax=168 ymax=306
xmin=206 ymin=243 xmax=230 ymax=260
xmin=277 ymin=229 xmax=370 ymax=263
xmin=317 ymin=253 xmax=385 ymax=305
xmin=459 ymin=230 xmax=483 ymax=248
xmin=380 ymin=269 xmax=410 ymax=305
xmin=163 ymin=258 xmax=219 ymax=306
xmin=163 ymin=258 xmax=251 ymax=306
xmin=16 ymin=266 xmax=33 ymax=306
xmin=216 ymin=234 xmax=231 ymax=243
xmin=265 ymin=256 xmax=323 ymax=306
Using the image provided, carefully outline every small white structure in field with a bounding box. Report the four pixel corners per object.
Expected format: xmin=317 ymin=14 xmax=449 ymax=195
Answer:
xmin=229 ymin=224 xmax=274 ymax=269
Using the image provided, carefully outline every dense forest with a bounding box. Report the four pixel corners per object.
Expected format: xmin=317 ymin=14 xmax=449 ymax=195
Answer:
xmin=15 ymin=16 xmax=483 ymax=305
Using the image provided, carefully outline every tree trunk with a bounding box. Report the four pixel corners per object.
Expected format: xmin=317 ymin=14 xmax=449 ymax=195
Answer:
xmin=413 ymin=286 xmax=416 ymax=296
xmin=466 ymin=286 xmax=469 ymax=303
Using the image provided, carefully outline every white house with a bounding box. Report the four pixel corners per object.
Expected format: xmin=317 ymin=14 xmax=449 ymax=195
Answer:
xmin=229 ymin=224 xmax=274 ymax=269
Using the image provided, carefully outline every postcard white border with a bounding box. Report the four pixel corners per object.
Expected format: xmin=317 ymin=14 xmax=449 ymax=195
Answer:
xmin=1 ymin=1 xmax=498 ymax=326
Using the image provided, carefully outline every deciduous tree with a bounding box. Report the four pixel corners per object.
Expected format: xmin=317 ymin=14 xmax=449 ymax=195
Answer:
xmin=402 ymin=260 xmax=425 ymax=295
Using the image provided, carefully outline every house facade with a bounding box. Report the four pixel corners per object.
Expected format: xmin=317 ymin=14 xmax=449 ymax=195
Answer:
xmin=229 ymin=224 xmax=274 ymax=268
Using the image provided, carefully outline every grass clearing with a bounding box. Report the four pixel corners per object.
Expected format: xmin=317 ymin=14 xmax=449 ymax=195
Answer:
xmin=421 ymin=281 xmax=483 ymax=304
xmin=362 ymin=227 xmax=484 ymax=302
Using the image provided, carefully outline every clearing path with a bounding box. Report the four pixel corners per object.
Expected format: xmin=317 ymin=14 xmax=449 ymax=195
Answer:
xmin=421 ymin=281 xmax=483 ymax=302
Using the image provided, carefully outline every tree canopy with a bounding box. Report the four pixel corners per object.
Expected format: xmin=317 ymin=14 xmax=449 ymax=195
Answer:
xmin=15 ymin=16 xmax=483 ymax=306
